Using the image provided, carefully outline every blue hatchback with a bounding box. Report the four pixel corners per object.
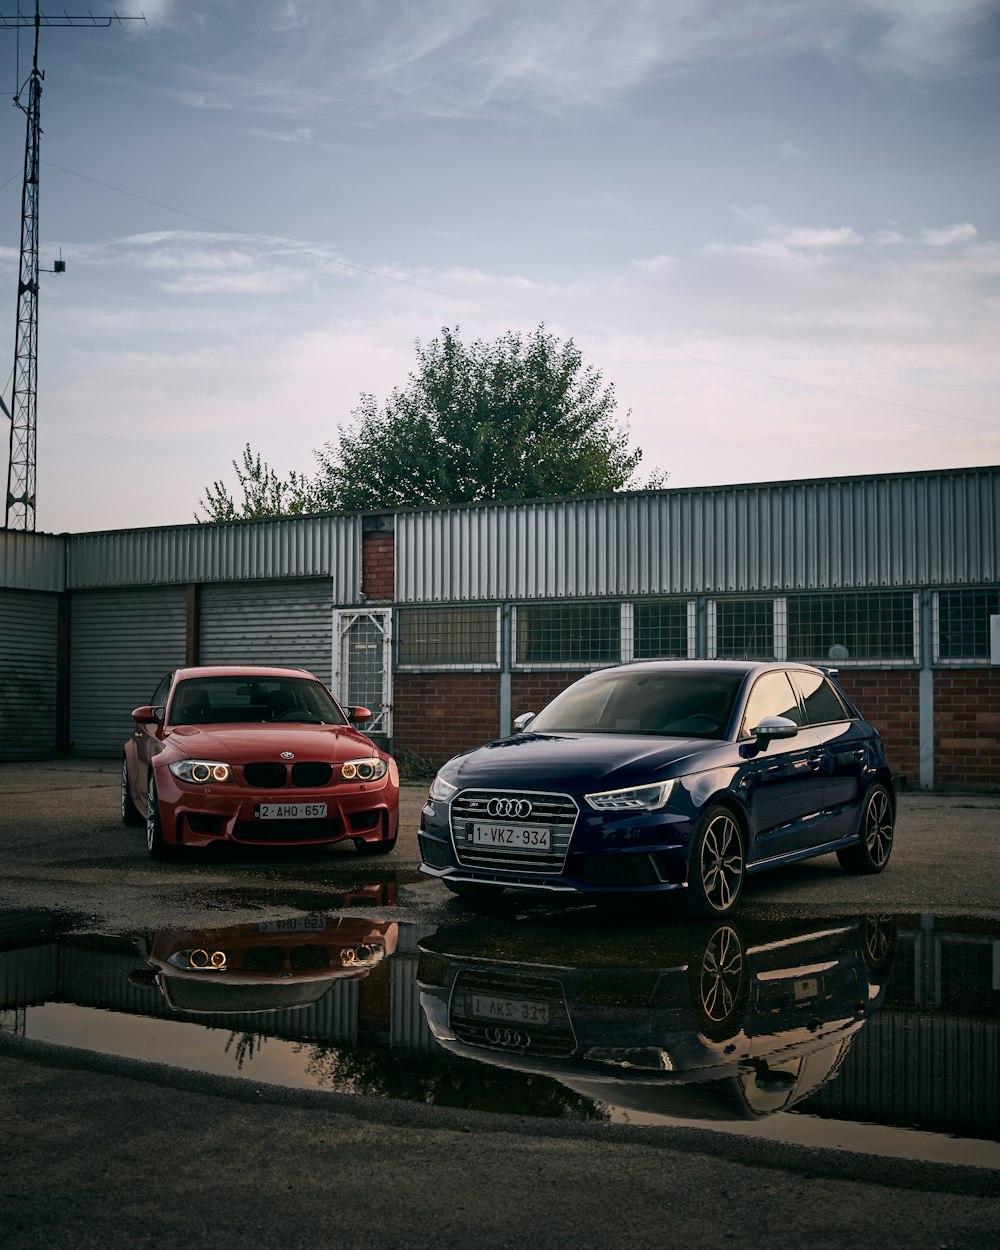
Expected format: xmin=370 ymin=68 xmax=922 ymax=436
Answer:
xmin=418 ymin=660 xmax=895 ymax=916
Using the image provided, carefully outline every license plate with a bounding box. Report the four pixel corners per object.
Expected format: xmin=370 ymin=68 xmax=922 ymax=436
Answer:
xmin=254 ymin=803 xmax=328 ymax=820
xmin=469 ymin=823 xmax=551 ymax=850
xmin=253 ymin=915 xmax=327 ymax=933
xmin=467 ymin=993 xmax=551 ymax=1026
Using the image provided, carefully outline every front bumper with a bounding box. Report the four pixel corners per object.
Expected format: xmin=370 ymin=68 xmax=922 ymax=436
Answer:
xmin=155 ymin=766 xmax=399 ymax=849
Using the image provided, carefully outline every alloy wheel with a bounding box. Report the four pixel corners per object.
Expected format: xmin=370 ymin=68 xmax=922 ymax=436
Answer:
xmin=865 ymin=788 xmax=893 ymax=867
xmin=699 ymin=925 xmax=744 ymax=1024
xmin=700 ymin=813 xmax=744 ymax=912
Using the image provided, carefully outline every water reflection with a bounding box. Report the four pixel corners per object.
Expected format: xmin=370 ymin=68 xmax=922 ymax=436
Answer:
xmin=418 ymin=915 xmax=896 ymax=1121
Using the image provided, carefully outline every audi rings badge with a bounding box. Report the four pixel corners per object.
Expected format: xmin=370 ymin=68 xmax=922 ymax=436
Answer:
xmin=486 ymin=796 xmax=533 ymax=820
xmin=485 ymin=1026 xmax=530 ymax=1049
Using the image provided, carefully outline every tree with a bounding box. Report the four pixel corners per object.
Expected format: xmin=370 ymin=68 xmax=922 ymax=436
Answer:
xmin=197 ymin=443 xmax=317 ymax=523
xmin=311 ymin=325 xmax=665 ymax=510
xmin=197 ymin=325 xmax=666 ymax=520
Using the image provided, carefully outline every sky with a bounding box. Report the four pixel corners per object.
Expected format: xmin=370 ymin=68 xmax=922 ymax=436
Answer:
xmin=0 ymin=0 xmax=997 ymax=534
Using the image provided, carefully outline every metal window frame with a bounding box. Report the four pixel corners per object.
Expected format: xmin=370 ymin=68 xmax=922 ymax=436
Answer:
xmin=393 ymin=604 xmax=502 ymax=673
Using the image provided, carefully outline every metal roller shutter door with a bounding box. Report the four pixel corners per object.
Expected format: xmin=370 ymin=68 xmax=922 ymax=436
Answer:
xmin=70 ymin=588 xmax=188 ymax=756
xmin=0 ymin=589 xmax=59 ymax=760
xmin=199 ymin=580 xmax=334 ymax=683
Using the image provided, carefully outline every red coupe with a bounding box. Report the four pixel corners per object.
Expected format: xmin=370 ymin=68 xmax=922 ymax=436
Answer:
xmin=121 ymin=665 xmax=399 ymax=860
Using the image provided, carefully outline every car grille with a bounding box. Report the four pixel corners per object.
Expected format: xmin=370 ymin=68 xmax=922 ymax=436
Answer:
xmin=233 ymin=818 xmax=345 ymax=843
xmin=419 ymin=834 xmax=452 ymax=869
xmin=242 ymin=761 xmax=334 ymax=788
xmin=291 ymin=762 xmax=333 ymax=788
xmin=450 ymin=789 xmax=577 ymax=875
xmin=449 ymin=969 xmax=575 ymax=1056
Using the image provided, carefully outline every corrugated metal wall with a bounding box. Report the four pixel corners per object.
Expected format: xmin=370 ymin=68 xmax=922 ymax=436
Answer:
xmin=395 ymin=468 xmax=1000 ymax=602
xmin=69 ymin=588 xmax=189 ymax=756
xmin=0 ymin=590 xmax=59 ymax=760
xmin=66 ymin=514 xmax=362 ymax=594
xmin=0 ymin=531 xmax=64 ymax=592
xmin=199 ymin=580 xmax=335 ymax=684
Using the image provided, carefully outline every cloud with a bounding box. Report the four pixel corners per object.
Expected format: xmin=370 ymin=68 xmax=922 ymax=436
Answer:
xmin=921 ymin=223 xmax=978 ymax=246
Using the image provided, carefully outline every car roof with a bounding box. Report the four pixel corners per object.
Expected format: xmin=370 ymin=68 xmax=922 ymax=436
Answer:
xmin=170 ymin=665 xmax=317 ymax=682
xmin=586 ymin=659 xmax=828 ymax=678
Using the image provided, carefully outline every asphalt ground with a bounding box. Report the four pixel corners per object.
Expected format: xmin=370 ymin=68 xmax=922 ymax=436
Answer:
xmin=1 ymin=762 xmax=999 ymax=1248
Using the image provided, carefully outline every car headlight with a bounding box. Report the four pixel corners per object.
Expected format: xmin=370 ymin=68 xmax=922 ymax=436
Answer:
xmin=340 ymin=757 xmax=388 ymax=782
xmin=428 ymin=773 xmax=458 ymax=802
xmin=583 ymin=780 xmax=675 ymax=811
xmin=168 ymin=759 xmax=234 ymax=784
xmin=167 ymin=948 xmax=228 ymax=971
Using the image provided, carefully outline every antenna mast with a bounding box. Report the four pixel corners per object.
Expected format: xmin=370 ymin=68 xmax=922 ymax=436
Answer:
xmin=2 ymin=3 xmax=144 ymax=531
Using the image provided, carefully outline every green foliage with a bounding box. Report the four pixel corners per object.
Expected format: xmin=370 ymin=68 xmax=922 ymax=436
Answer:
xmin=197 ymin=443 xmax=318 ymax=523
xmin=312 ymin=324 xmax=661 ymax=510
xmin=197 ymin=325 xmax=667 ymax=519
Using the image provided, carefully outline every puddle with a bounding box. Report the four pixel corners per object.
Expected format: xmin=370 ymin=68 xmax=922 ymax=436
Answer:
xmin=1 ymin=903 xmax=998 ymax=1170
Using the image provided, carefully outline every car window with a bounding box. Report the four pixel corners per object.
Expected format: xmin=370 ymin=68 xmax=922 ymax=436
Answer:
xmin=792 ymin=670 xmax=851 ymax=725
xmin=528 ymin=671 xmax=742 ymax=738
xmin=150 ymin=673 xmax=172 ymax=708
xmin=740 ymin=671 xmax=802 ymax=738
xmin=167 ymin=676 xmax=347 ymax=726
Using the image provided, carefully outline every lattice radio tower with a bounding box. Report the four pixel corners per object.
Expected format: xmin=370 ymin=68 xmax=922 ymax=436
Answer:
xmin=1 ymin=3 xmax=143 ymax=531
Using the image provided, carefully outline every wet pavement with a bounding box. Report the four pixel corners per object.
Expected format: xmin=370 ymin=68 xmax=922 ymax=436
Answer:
xmin=2 ymin=895 xmax=998 ymax=1173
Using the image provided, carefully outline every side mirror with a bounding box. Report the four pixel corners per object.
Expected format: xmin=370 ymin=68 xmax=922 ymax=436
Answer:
xmin=753 ymin=715 xmax=798 ymax=747
xmin=130 ymin=705 xmax=162 ymax=726
xmin=348 ymin=705 xmax=373 ymax=723
xmin=512 ymin=712 xmax=536 ymax=733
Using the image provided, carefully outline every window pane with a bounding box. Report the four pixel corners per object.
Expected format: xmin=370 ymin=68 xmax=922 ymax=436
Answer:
xmin=516 ymin=603 xmax=619 ymax=665
xmin=715 ymin=600 xmax=774 ymax=660
xmin=794 ymin=670 xmax=850 ymax=725
xmin=634 ymin=601 xmax=689 ymax=659
xmin=787 ymin=593 xmax=914 ymax=662
xmin=740 ymin=671 xmax=801 ymax=736
xmin=937 ymin=588 xmax=1000 ymax=660
xmin=396 ymin=607 xmax=498 ymax=667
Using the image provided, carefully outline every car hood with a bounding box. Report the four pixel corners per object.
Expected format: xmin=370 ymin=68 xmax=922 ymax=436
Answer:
xmin=164 ymin=723 xmax=379 ymax=762
xmin=445 ymin=731 xmax=724 ymax=792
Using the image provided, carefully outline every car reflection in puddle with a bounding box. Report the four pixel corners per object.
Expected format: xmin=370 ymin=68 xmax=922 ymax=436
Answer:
xmin=417 ymin=915 xmax=896 ymax=1122
xmin=129 ymin=908 xmax=399 ymax=1017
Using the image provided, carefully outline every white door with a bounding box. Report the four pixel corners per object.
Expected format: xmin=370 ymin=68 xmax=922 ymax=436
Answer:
xmin=333 ymin=609 xmax=392 ymax=736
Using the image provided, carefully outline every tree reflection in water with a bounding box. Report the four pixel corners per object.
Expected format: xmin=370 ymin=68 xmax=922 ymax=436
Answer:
xmin=300 ymin=1043 xmax=608 ymax=1121
xmin=226 ymin=1032 xmax=269 ymax=1069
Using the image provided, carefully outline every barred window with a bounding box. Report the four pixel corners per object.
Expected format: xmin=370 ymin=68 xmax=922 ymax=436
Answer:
xmin=936 ymin=588 xmax=1000 ymax=661
xmin=396 ymin=606 xmax=499 ymax=668
xmin=711 ymin=599 xmax=775 ymax=660
xmin=633 ymin=600 xmax=690 ymax=660
xmin=515 ymin=602 xmax=619 ymax=666
xmin=787 ymin=592 xmax=915 ymax=662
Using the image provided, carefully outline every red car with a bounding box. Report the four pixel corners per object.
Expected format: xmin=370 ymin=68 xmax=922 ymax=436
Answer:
xmin=121 ymin=665 xmax=399 ymax=860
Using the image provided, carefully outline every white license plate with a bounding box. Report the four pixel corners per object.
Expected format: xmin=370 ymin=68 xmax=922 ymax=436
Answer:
xmin=253 ymin=915 xmax=327 ymax=933
xmin=467 ymin=993 xmax=551 ymax=1025
xmin=470 ymin=822 xmax=551 ymax=850
xmin=254 ymin=803 xmax=328 ymax=820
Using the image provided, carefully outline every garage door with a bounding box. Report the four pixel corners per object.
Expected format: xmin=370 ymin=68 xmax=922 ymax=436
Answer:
xmin=70 ymin=588 xmax=188 ymax=756
xmin=198 ymin=580 xmax=334 ymax=683
xmin=0 ymin=589 xmax=59 ymax=760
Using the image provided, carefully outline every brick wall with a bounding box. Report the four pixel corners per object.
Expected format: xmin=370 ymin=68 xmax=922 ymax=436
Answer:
xmin=933 ymin=669 xmax=1000 ymax=787
xmin=511 ymin=671 xmax=580 ymax=721
xmin=836 ymin=669 xmax=920 ymax=787
xmin=393 ymin=672 xmax=501 ymax=764
xmin=361 ymin=533 xmax=394 ymax=601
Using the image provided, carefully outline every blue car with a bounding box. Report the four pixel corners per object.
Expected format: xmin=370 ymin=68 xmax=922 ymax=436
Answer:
xmin=418 ymin=660 xmax=895 ymax=915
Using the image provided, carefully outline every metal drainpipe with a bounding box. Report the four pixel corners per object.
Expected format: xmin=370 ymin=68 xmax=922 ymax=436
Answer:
xmin=499 ymin=603 xmax=512 ymax=737
xmin=919 ymin=589 xmax=934 ymax=790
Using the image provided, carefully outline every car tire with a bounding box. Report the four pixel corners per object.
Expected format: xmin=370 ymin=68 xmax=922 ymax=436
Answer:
xmin=443 ymin=880 xmax=507 ymax=900
xmin=689 ymin=923 xmax=750 ymax=1041
xmin=121 ymin=754 xmax=144 ymax=827
xmin=674 ymin=805 xmax=746 ymax=919
xmin=146 ymin=771 xmax=181 ymax=861
xmin=837 ymin=783 xmax=894 ymax=875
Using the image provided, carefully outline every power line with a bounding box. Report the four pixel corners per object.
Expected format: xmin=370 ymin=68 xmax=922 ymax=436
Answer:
xmin=40 ymin=158 xmax=1000 ymax=433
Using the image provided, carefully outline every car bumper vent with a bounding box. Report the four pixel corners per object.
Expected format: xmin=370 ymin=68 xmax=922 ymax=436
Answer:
xmin=580 ymin=853 xmax=662 ymax=886
xmin=233 ymin=818 xmax=344 ymax=843
xmin=450 ymin=790 xmax=577 ymax=875
xmin=419 ymin=834 xmax=452 ymax=868
xmin=291 ymin=762 xmax=333 ymax=787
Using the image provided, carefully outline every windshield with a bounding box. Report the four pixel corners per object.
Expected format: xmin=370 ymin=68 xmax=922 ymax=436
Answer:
xmin=527 ymin=671 xmax=742 ymax=739
xmin=168 ymin=676 xmax=347 ymax=727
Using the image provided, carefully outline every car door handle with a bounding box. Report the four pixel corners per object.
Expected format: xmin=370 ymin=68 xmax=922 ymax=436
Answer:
xmin=808 ymin=754 xmax=825 ymax=770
